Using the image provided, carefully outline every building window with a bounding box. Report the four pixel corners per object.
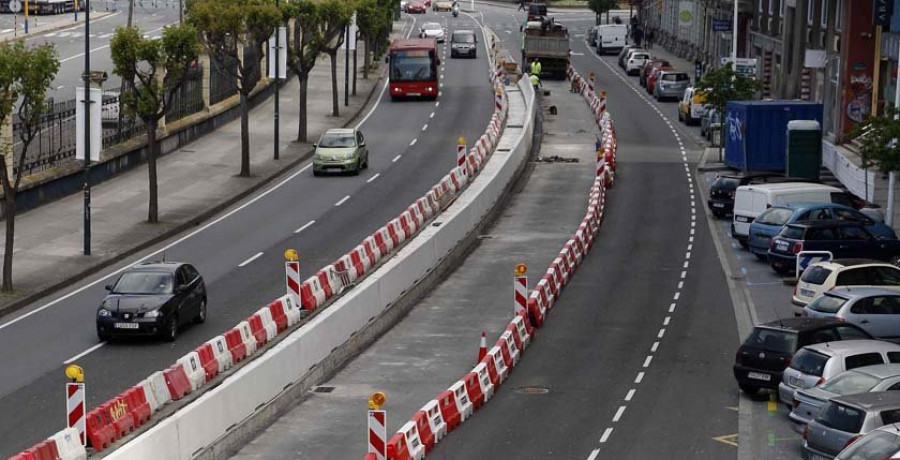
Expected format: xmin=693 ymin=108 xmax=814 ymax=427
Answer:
xmin=759 ymin=0 xmax=765 ymax=14
xmin=820 ymin=0 xmax=828 ymax=26
xmin=780 ymin=0 xmax=786 ymax=17
xmin=769 ymin=0 xmax=776 ymax=15
xmin=835 ymin=0 xmax=842 ymax=31
xmin=808 ymin=0 xmax=815 ymax=25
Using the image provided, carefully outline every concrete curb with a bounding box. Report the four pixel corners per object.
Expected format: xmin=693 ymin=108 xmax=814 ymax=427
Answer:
xmin=0 ymin=35 xmax=394 ymax=320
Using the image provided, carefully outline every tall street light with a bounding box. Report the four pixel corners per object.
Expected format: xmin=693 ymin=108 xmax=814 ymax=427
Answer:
xmin=731 ymin=0 xmax=738 ymax=63
xmin=274 ymin=0 xmax=280 ymax=161
xmin=82 ymin=0 xmax=91 ymax=256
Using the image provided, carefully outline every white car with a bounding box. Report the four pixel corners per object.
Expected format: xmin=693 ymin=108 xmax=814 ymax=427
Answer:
xmin=420 ymin=22 xmax=445 ymax=43
xmin=624 ymin=50 xmax=650 ymax=75
xmin=400 ymin=0 xmax=408 ymax=11
xmin=793 ymin=260 xmax=900 ymax=313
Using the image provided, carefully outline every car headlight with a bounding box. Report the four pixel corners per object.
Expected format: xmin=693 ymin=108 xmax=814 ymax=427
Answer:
xmin=144 ymin=310 xmax=161 ymax=318
xmin=343 ymin=152 xmax=355 ymax=160
xmin=98 ymin=309 xmax=111 ymax=317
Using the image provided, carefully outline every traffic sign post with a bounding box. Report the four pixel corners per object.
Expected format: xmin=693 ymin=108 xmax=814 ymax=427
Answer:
xmin=65 ymin=365 xmax=86 ymax=446
xmin=284 ymin=249 xmax=300 ymax=305
xmin=795 ymin=251 xmax=833 ymax=279
xmin=457 ymin=136 xmax=466 ymax=174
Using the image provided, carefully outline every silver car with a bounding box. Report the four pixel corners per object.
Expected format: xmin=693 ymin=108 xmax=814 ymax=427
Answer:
xmin=778 ymin=340 xmax=900 ymax=407
xmin=653 ymin=71 xmax=690 ymax=101
xmin=805 ymin=288 xmax=900 ymax=340
xmin=834 ymin=424 xmax=900 ymax=459
xmin=420 ymin=22 xmax=445 ymax=43
xmin=805 ymin=392 xmax=900 ymax=459
xmin=790 ymin=364 xmax=900 ymax=430
xmin=450 ymin=30 xmax=477 ymax=58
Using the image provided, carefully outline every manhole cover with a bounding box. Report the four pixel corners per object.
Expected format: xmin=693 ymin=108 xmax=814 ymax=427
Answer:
xmin=314 ymin=386 xmax=335 ymax=393
xmin=515 ymin=386 xmax=549 ymax=395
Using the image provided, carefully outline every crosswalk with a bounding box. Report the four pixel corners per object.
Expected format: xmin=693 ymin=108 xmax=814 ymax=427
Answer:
xmin=44 ymin=31 xmax=116 ymax=39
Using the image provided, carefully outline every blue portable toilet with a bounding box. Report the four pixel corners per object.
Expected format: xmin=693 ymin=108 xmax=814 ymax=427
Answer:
xmin=724 ymin=101 xmax=823 ymax=171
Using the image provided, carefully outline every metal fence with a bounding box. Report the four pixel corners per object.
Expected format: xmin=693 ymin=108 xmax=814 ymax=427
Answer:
xmin=10 ymin=99 xmax=77 ymax=177
xmin=209 ymin=55 xmax=238 ymax=106
xmin=165 ymin=66 xmax=204 ymax=123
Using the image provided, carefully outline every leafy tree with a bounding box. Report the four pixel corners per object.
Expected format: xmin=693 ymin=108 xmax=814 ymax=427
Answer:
xmin=110 ymin=24 xmax=200 ymax=223
xmin=588 ymin=0 xmax=618 ymax=24
xmin=356 ymin=0 xmax=391 ymax=80
xmin=850 ymin=106 xmax=900 ymax=175
xmin=284 ymin=0 xmax=347 ymax=142
xmin=694 ymin=63 xmax=761 ymax=155
xmin=0 ymin=42 xmax=59 ymax=292
xmin=319 ymin=0 xmax=354 ymax=117
xmin=188 ymin=0 xmax=281 ymax=177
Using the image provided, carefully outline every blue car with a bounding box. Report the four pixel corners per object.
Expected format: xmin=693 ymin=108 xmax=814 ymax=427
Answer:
xmin=747 ymin=203 xmax=897 ymax=259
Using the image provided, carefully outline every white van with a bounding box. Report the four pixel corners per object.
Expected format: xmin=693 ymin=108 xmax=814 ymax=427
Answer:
xmin=731 ymin=183 xmax=853 ymax=245
xmin=595 ymin=24 xmax=627 ymax=55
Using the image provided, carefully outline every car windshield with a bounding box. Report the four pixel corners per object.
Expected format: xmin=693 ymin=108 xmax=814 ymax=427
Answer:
xmin=712 ymin=176 xmax=739 ymax=190
xmin=801 ymin=266 xmax=833 ymax=285
xmin=743 ymin=327 xmax=797 ymax=354
xmin=816 ymin=401 xmax=866 ymax=433
xmin=756 ymin=207 xmax=794 ymax=225
xmin=633 ymin=54 xmax=649 ymax=60
xmin=453 ymin=32 xmax=475 ymax=43
xmin=836 ymin=430 xmax=900 ymax=460
xmin=807 ymin=294 xmax=847 ymax=313
xmin=319 ymin=133 xmax=356 ymax=148
xmin=791 ymin=348 xmax=829 ymax=376
xmin=424 ymin=23 xmax=441 ymax=31
xmin=820 ymin=372 xmax=882 ymax=395
xmin=113 ymin=271 xmax=174 ymax=295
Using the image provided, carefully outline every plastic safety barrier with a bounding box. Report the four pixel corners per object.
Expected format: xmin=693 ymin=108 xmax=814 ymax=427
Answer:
xmin=462 ymin=372 xmax=484 ymax=411
xmin=420 ymin=400 xmax=446 ymax=444
xmin=487 ymin=346 xmax=509 ymax=383
xmin=473 ymin=362 xmax=495 ymax=402
xmin=176 ymin=351 xmax=206 ymax=391
xmin=449 ymin=380 xmax=474 ymax=422
xmin=224 ymin=328 xmax=248 ymax=364
xmin=205 ymin=335 xmax=234 ymax=373
xmin=397 ymin=421 xmax=425 ymax=460
xmin=194 ymin=343 xmax=221 ymax=382
xmin=49 ymin=427 xmax=87 ymax=460
xmin=162 ymin=364 xmax=192 ymax=401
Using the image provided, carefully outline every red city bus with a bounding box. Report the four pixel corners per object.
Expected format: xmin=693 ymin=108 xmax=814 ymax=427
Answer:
xmin=388 ymin=38 xmax=440 ymax=100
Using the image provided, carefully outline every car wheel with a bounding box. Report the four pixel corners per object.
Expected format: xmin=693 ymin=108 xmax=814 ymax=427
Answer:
xmin=353 ymin=160 xmax=361 ymax=176
xmin=754 ymin=253 xmax=767 ymax=262
xmin=712 ymin=210 xmax=725 ymax=218
xmin=891 ymin=255 xmax=900 ymax=267
xmin=163 ymin=315 xmax=178 ymax=342
xmin=771 ymin=263 xmax=791 ymax=276
xmin=738 ymin=239 xmax=749 ymax=249
xmin=194 ymin=298 xmax=207 ymax=324
xmin=363 ymin=154 xmax=369 ymax=169
xmin=738 ymin=383 xmax=759 ymax=396
xmin=678 ymin=111 xmax=683 ymax=122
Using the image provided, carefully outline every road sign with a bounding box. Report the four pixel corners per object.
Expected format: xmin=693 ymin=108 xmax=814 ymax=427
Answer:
xmin=795 ymin=251 xmax=833 ymax=276
xmin=66 ymin=382 xmax=86 ymax=446
xmin=367 ymin=410 xmax=387 ymax=460
xmin=711 ymin=18 xmax=731 ymax=31
xmin=8 ymin=0 xmax=20 ymax=13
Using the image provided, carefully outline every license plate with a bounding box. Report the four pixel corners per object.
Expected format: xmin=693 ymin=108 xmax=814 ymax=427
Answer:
xmin=713 ymin=203 xmax=724 ymax=208
xmin=800 ymin=289 xmax=816 ymax=298
xmin=747 ymin=372 xmax=771 ymax=381
xmin=776 ymin=242 xmax=789 ymax=252
xmin=790 ymin=376 xmax=806 ymax=388
xmin=407 ymin=93 xmax=421 ymax=97
xmin=115 ymin=322 xmax=139 ymax=329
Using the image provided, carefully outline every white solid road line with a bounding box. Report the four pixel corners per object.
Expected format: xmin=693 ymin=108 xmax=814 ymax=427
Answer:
xmin=335 ymin=195 xmax=350 ymax=207
xmin=355 ymin=16 xmax=416 ymax=130
xmin=238 ymin=252 xmax=264 ymax=268
xmin=366 ymin=173 xmax=380 ymax=183
xmin=64 ymin=342 xmax=105 ymax=364
xmin=60 ymin=44 xmax=110 ymax=63
xmin=294 ymin=220 xmax=316 ymax=234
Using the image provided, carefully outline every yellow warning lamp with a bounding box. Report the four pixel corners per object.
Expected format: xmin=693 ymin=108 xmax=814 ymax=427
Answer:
xmin=368 ymin=392 xmax=387 ymax=410
xmin=284 ymin=249 xmax=299 ymax=262
xmin=514 ymin=263 xmax=527 ymax=277
xmin=65 ymin=364 xmax=84 ymax=383
xmin=457 ymin=136 xmax=466 ymax=145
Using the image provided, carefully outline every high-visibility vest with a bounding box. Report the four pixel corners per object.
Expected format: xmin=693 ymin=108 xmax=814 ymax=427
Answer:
xmin=530 ymin=74 xmax=540 ymax=86
xmin=530 ymin=61 xmax=541 ymax=75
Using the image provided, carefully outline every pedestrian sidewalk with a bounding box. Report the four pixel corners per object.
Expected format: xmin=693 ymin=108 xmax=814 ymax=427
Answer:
xmin=0 ymin=19 xmax=410 ymax=315
xmin=230 ymin=78 xmax=596 ymax=460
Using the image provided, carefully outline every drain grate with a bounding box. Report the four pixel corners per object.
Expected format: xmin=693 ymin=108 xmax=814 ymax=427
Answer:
xmin=514 ymin=386 xmax=550 ymax=395
xmin=314 ymin=386 xmax=335 ymax=393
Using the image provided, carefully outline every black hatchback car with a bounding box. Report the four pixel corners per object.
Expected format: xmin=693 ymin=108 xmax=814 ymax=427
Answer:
xmin=767 ymin=222 xmax=900 ymax=274
xmin=96 ymin=262 xmax=207 ymax=342
xmin=707 ymin=173 xmax=818 ymax=218
xmin=733 ymin=317 xmax=872 ymax=395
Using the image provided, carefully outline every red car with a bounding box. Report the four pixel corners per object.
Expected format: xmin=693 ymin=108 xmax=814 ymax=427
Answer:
xmin=646 ymin=66 xmax=675 ymax=95
xmin=423 ymin=0 xmax=432 ymax=6
xmin=640 ymin=59 xmax=670 ymax=88
xmin=407 ymin=0 xmax=426 ymax=12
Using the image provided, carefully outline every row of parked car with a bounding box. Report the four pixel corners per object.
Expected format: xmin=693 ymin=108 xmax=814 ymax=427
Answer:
xmin=713 ymin=174 xmax=900 ymax=458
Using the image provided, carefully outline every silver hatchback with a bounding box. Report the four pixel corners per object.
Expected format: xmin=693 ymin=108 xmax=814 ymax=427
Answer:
xmin=778 ymin=340 xmax=900 ymax=407
xmin=805 ymin=392 xmax=900 ymax=459
xmin=790 ymin=364 xmax=900 ymax=430
xmin=654 ymin=71 xmax=690 ymax=101
xmin=804 ymin=288 xmax=900 ymax=340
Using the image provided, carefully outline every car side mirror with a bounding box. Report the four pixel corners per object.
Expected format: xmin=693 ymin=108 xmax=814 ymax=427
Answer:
xmin=176 ymin=284 xmax=188 ymax=294
xmin=312 ymin=143 xmax=317 ymax=148
xmin=359 ymin=141 xmax=366 ymax=147
xmin=104 ymin=284 xmax=113 ymax=291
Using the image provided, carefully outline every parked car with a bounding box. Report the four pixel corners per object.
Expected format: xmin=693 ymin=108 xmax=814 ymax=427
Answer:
xmin=639 ymin=59 xmax=670 ymax=87
xmin=313 ymin=128 xmax=369 ymax=176
xmin=768 ymin=222 xmax=900 ymax=275
xmin=450 ymin=30 xmax=477 ymax=58
xmin=795 ymin=261 xmax=900 ymax=311
xmin=96 ymin=262 xmax=207 ymax=342
xmin=790 ymin=364 xmax=900 ymax=429
xmin=433 ymin=0 xmax=452 ymax=11
xmin=833 ymin=424 xmax=900 ymax=459
xmin=646 ymin=65 xmax=675 ymax=95
xmin=653 ymin=70 xmax=690 ymax=101
xmin=596 ymin=24 xmax=628 ymax=55
xmin=707 ymin=173 xmax=816 ymax=218
xmin=677 ymin=87 xmax=706 ymax=125
xmin=616 ymin=44 xmax=642 ymax=68
xmin=778 ymin=340 xmax=900 ymax=407
xmin=804 ymin=392 xmax=900 ymax=459
xmin=747 ymin=204 xmax=896 ymax=260
xmin=733 ymin=317 xmax=872 ymax=395
xmin=804 ymin=288 xmax=900 ymax=338
xmin=700 ymin=106 xmax=721 ymax=142
xmin=732 ymin=183 xmax=849 ymax=248
xmin=623 ymin=50 xmax=650 ymax=75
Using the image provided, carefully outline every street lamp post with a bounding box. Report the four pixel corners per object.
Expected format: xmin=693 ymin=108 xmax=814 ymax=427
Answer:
xmin=344 ymin=24 xmax=349 ymax=107
xmin=82 ymin=0 xmax=91 ymax=256
xmin=731 ymin=0 xmax=738 ymax=63
xmin=274 ymin=0 xmax=280 ymax=161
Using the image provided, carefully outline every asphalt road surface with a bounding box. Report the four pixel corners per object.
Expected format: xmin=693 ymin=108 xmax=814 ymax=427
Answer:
xmin=0 ymin=10 xmax=492 ymax=456
xmin=429 ymin=5 xmax=741 ymax=459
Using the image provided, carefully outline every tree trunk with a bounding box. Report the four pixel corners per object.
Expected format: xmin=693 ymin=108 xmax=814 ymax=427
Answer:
xmin=2 ymin=189 xmax=15 ymax=292
xmin=297 ymin=75 xmax=309 ymax=143
xmin=147 ymin=119 xmax=159 ymax=223
xmin=363 ymin=38 xmax=370 ymax=80
xmin=239 ymin=91 xmax=250 ymax=177
xmin=329 ymin=51 xmax=339 ymax=117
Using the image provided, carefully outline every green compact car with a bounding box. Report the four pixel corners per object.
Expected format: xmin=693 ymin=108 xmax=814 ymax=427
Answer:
xmin=312 ymin=128 xmax=369 ymax=176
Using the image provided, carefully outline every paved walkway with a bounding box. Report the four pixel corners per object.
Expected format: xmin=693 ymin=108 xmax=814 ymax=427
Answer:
xmin=229 ymin=79 xmax=596 ymax=460
xmin=0 ymin=19 xmax=408 ymax=315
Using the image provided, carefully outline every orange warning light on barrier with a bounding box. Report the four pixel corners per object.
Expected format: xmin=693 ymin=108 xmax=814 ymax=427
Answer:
xmin=369 ymin=392 xmax=387 ymax=410
xmin=514 ymin=263 xmax=527 ymax=276
xmin=284 ymin=249 xmax=299 ymax=262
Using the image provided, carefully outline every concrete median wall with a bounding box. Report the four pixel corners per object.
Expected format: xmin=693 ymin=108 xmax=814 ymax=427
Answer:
xmin=102 ymin=79 xmax=535 ymax=460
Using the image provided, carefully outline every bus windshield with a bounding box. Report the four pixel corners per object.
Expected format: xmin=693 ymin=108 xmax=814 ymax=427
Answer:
xmin=390 ymin=50 xmax=435 ymax=82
